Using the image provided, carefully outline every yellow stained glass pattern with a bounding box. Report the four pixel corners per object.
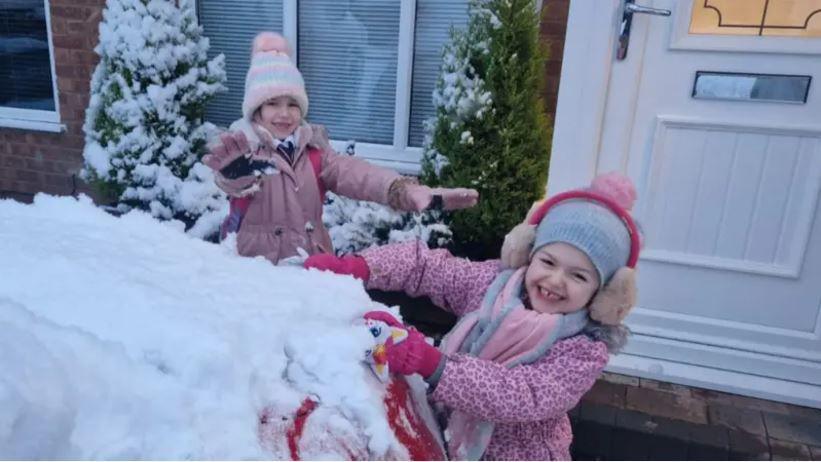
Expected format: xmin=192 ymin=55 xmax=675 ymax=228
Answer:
xmin=689 ymin=0 xmax=821 ymax=37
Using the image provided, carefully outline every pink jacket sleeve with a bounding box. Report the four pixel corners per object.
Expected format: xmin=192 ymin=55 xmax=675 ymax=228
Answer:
xmin=431 ymin=336 xmax=609 ymax=423
xmin=319 ymin=148 xmax=400 ymax=205
xmin=359 ymin=241 xmax=501 ymax=317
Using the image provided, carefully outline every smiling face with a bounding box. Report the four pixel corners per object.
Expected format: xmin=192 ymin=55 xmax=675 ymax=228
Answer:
xmin=524 ymin=242 xmax=600 ymax=315
xmin=257 ymin=96 xmax=302 ymax=139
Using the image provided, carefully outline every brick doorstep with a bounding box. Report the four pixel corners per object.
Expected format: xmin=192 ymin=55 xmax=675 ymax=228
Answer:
xmin=571 ymin=402 xmax=743 ymax=461
xmin=570 ymin=378 xmax=821 ymax=461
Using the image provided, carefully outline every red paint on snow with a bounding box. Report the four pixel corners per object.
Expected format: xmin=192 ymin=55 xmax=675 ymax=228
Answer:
xmin=285 ymin=397 xmax=318 ymax=460
xmin=383 ymin=377 xmax=447 ymax=460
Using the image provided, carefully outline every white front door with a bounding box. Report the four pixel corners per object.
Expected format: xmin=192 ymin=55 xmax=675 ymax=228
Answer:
xmin=552 ymin=0 xmax=821 ymax=407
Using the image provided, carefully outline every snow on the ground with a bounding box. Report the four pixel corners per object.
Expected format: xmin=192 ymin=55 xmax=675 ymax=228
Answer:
xmin=0 ymin=194 xmax=412 ymax=459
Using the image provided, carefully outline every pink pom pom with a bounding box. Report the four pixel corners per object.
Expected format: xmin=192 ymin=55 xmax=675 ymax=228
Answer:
xmin=589 ymin=172 xmax=637 ymax=211
xmin=252 ymin=32 xmax=291 ymax=56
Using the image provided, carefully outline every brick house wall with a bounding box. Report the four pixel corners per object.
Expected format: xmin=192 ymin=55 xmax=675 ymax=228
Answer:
xmin=540 ymin=0 xmax=569 ymax=117
xmin=0 ymin=0 xmax=105 ymax=202
xmin=0 ymin=0 xmax=570 ymax=203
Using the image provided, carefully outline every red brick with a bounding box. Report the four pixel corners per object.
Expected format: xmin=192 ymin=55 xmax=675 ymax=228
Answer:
xmin=16 ymin=170 xmax=41 ymax=183
xmin=53 ymin=48 xmax=72 ymax=63
xmin=52 ymin=34 xmax=86 ymax=50
xmin=44 ymin=173 xmax=72 ymax=188
xmin=9 ymin=144 xmax=29 ymax=157
xmin=582 ymin=379 xmax=627 ymax=407
xmin=1 ymin=155 xmax=25 ymax=169
xmin=541 ymin=20 xmax=567 ymax=37
xmin=544 ymin=97 xmax=557 ymax=115
xmin=542 ymin=0 xmax=569 ymax=20
xmin=544 ymin=76 xmax=560 ymax=92
xmin=694 ymin=388 xmax=792 ymax=414
xmin=639 ymin=378 xmax=694 ymax=397
xmin=69 ymin=49 xmax=95 ymax=65
xmin=601 ymin=372 xmax=640 ymax=387
xmin=51 ymin=5 xmax=95 ymax=22
xmin=51 ymin=19 xmax=68 ymax=35
xmin=708 ymin=404 xmax=766 ymax=435
xmin=55 ymin=64 xmax=82 ymax=79
xmin=625 ymin=387 xmax=708 ymax=425
xmin=544 ymin=60 xmax=562 ymax=75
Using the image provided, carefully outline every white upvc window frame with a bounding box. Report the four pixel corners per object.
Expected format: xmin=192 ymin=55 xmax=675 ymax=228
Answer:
xmin=282 ymin=0 xmax=422 ymax=174
xmin=0 ymin=0 xmax=64 ymax=133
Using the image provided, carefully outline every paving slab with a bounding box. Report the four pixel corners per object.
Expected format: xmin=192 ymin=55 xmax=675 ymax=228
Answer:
xmin=708 ymin=403 xmax=766 ymax=435
xmin=764 ymin=411 xmax=821 ymax=446
xmin=580 ymin=402 xmax=618 ymax=426
xmin=572 ymin=420 xmax=613 ymax=460
xmin=728 ymin=430 xmax=770 ymax=461
xmin=769 ymin=437 xmax=812 ymax=460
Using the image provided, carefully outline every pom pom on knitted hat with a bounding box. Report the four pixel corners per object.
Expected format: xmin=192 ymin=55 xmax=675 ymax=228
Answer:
xmin=243 ymin=31 xmax=308 ymax=119
xmin=252 ymin=32 xmax=291 ymax=56
xmin=590 ymin=172 xmax=637 ymax=211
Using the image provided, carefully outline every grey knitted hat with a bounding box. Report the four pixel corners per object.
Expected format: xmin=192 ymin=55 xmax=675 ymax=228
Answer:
xmin=531 ymin=200 xmax=632 ymax=287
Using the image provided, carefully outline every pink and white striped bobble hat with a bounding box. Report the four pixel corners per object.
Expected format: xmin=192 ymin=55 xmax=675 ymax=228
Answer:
xmin=242 ymin=32 xmax=309 ymax=120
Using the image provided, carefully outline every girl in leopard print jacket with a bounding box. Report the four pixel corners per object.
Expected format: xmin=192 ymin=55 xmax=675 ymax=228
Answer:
xmin=304 ymin=173 xmax=641 ymax=460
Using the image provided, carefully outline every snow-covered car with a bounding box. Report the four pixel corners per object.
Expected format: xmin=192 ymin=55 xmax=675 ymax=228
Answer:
xmin=0 ymin=195 xmax=445 ymax=460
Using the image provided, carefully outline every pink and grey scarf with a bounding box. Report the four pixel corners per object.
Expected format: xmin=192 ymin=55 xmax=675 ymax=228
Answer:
xmin=438 ymin=267 xmax=589 ymax=460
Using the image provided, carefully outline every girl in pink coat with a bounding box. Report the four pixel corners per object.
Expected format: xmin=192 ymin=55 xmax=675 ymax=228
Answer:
xmin=203 ymin=32 xmax=477 ymax=264
xmin=305 ymin=173 xmax=642 ymax=460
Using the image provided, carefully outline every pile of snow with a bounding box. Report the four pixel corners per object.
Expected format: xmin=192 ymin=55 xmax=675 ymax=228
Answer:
xmin=0 ymin=194 xmax=429 ymax=459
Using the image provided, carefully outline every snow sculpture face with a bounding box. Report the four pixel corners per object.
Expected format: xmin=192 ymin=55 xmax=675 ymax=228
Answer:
xmin=362 ymin=314 xmax=408 ymax=382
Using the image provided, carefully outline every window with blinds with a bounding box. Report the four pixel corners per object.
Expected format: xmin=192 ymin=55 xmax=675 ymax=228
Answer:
xmin=198 ymin=0 xmax=283 ymax=128
xmin=198 ymin=0 xmax=469 ymax=155
xmin=299 ymin=1 xmax=400 ymax=145
xmin=0 ymin=1 xmax=55 ymax=112
xmin=410 ymin=0 xmax=469 ymax=147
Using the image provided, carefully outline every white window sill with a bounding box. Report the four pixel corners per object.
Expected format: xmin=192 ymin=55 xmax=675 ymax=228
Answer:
xmin=329 ymin=139 xmax=423 ymax=175
xmin=0 ymin=117 xmax=66 ymax=133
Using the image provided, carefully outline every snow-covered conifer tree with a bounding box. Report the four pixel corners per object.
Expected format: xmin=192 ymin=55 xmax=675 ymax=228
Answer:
xmin=322 ymin=192 xmax=452 ymax=255
xmin=82 ymin=0 xmax=227 ymax=238
xmin=322 ymin=143 xmax=451 ymax=254
xmin=422 ymin=0 xmax=551 ymax=258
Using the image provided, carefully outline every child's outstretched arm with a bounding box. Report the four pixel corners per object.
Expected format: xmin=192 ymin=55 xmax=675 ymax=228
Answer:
xmin=360 ymin=241 xmax=499 ymax=317
xmin=304 ymin=241 xmax=499 ymax=317
xmin=431 ymin=336 xmax=609 ymax=423
xmin=312 ymin=125 xmax=478 ymax=212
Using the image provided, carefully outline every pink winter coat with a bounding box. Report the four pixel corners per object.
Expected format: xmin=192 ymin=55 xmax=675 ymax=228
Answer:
xmin=214 ymin=121 xmax=400 ymax=263
xmin=359 ymin=241 xmax=610 ymax=461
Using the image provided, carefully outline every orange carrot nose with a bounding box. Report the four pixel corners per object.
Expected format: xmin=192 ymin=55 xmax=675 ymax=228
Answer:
xmin=373 ymin=344 xmax=387 ymax=364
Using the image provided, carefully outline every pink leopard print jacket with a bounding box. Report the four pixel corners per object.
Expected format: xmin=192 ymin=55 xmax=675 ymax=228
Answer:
xmin=360 ymin=241 xmax=610 ymax=461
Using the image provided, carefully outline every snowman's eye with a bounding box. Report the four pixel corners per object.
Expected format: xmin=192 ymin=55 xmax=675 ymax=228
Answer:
xmin=369 ymin=325 xmax=382 ymax=337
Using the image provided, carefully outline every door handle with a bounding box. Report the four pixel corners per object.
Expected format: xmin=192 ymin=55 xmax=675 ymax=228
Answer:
xmin=625 ymin=2 xmax=672 ymax=16
xmin=617 ymin=0 xmax=671 ymax=60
